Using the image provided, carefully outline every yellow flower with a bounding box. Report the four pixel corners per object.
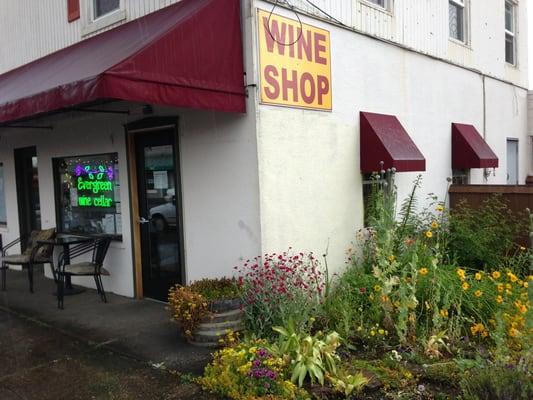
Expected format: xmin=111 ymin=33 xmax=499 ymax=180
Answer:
xmin=378 ymin=329 xmax=385 ymax=335
xmin=507 ymin=272 xmax=518 ymax=282
xmin=496 ymin=295 xmax=503 ymax=304
xmin=436 ymin=205 xmax=444 ymax=212
xmin=462 ymin=282 xmax=470 ymax=291
xmin=491 ymin=271 xmax=501 ymax=279
xmin=388 ymin=255 xmax=396 ymax=263
xmin=373 ymin=285 xmax=381 ymax=292
xmin=509 ymin=327 xmax=519 ymax=337
xmin=506 ymin=283 xmax=512 ymax=290
xmin=431 ymin=221 xmax=439 ymax=229
xmin=524 ymin=282 xmax=529 ymax=288
xmin=529 ymin=275 xmax=533 ymax=281
xmin=370 ymin=330 xmax=376 ymax=336
xmin=475 ymin=272 xmax=482 ymax=281
xmin=474 ymin=290 xmax=483 ymax=298
xmin=440 ymin=309 xmax=449 ymax=318
xmin=425 ymin=230 xmax=433 ymax=238
xmin=519 ymin=246 xmax=526 ymax=251
xmin=456 ymin=268 xmax=466 ymax=280
xmin=470 ymin=323 xmax=485 ymax=335
xmin=481 ymin=330 xmax=489 ymax=338
xmin=419 ymin=267 xmax=428 ymax=276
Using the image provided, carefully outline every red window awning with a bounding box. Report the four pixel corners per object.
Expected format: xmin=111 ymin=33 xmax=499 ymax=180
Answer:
xmin=0 ymin=0 xmax=245 ymax=125
xmin=360 ymin=111 xmax=426 ymax=173
xmin=452 ymin=123 xmax=498 ymax=169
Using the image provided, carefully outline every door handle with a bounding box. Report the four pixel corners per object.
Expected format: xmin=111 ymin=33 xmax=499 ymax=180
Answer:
xmin=139 ymin=217 xmax=150 ymax=224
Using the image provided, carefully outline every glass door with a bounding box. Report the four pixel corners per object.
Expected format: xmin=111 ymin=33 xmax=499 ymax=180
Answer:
xmin=134 ymin=129 xmax=183 ymax=301
xmin=14 ymin=146 xmax=41 ymax=249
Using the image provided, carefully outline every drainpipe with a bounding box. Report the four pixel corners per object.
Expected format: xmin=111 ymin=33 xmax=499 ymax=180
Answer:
xmin=482 ymin=75 xmax=492 ymax=181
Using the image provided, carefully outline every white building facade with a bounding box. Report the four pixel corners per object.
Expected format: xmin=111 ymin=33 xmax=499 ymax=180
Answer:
xmin=0 ymin=0 xmax=529 ymax=300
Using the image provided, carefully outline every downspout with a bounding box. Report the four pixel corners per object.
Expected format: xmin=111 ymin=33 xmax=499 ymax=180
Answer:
xmin=482 ymin=75 xmax=492 ymax=181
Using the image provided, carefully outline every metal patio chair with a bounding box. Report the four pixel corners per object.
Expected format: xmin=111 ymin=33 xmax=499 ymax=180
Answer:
xmin=0 ymin=228 xmax=56 ymax=293
xmin=56 ymin=237 xmax=112 ymax=309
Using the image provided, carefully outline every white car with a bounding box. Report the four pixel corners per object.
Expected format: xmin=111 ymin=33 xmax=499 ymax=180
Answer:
xmin=149 ymin=188 xmax=176 ymax=231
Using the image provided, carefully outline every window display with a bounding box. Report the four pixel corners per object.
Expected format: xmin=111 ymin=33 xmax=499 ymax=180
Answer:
xmin=54 ymin=153 xmax=122 ymax=238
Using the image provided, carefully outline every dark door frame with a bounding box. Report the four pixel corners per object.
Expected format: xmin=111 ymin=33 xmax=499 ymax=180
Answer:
xmin=14 ymin=146 xmax=41 ymax=247
xmin=125 ymin=117 xmax=185 ymax=300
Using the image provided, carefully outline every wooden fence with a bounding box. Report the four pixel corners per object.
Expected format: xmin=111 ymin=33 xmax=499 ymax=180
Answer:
xmin=449 ymin=184 xmax=533 ymax=246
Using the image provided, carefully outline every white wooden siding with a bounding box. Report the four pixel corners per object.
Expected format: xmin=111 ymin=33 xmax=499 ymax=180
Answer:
xmin=0 ymin=0 xmax=529 ymax=88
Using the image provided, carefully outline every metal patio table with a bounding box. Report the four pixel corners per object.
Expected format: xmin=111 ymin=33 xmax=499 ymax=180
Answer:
xmin=37 ymin=235 xmax=94 ymax=296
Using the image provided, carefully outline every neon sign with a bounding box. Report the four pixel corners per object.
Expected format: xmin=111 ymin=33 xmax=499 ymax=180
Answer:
xmin=74 ymin=164 xmax=115 ymax=208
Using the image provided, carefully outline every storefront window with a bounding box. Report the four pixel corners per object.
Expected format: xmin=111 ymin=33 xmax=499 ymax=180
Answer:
xmin=54 ymin=153 xmax=122 ymax=238
xmin=0 ymin=163 xmax=6 ymax=225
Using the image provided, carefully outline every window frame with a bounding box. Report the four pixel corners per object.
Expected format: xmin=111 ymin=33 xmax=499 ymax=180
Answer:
xmin=361 ymin=0 xmax=391 ymax=12
xmin=52 ymin=152 xmax=123 ymax=241
xmin=504 ymin=0 xmax=517 ymax=66
xmin=81 ymin=0 xmax=126 ymax=37
xmin=448 ymin=0 xmax=469 ymax=45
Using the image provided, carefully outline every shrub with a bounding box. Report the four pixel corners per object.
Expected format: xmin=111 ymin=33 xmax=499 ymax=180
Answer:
xmin=189 ymin=277 xmax=241 ymax=301
xmin=199 ymin=338 xmax=308 ymax=400
xmin=448 ymin=195 xmax=529 ymax=271
xmin=235 ymin=250 xmax=326 ymax=338
xmin=460 ymin=365 xmax=533 ymax=400
xmin=168 ymin=285 xmax=210 ymax=339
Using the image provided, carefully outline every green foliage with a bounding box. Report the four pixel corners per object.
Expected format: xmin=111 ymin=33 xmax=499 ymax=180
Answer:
xmin=269 ymin=320 xmax=341 ymax=387
xmin=448 ymin=195 xmax=529 ymax=271
xmin=188 ymin=277 xmax=241 ymax=301
xmin=459 ymin=365 xmax=533 ymax=400
xmin=199 ymin=337 xmax=308 ymax=400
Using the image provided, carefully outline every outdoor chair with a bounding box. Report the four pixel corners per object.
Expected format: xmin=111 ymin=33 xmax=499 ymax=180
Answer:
xmin=56 ymin=237 xmax=111 ymax=309
xmin=0 ymin=228 xmax=56 ymax=293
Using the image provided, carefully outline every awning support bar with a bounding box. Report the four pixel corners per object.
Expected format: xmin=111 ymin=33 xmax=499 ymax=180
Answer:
xmin=0 ymin=125 xmax=54 ymax=130
xmin=71 ymin=108 xmax=130 ymax=115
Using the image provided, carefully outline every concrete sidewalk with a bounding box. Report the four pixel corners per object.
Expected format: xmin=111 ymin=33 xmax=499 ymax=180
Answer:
xmin=0 ymin=267 xmax=212 ymax=374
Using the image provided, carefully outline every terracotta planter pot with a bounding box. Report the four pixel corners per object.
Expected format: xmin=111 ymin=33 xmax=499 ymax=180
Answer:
xmin=188 ymin=298 xmax=243 ymax=348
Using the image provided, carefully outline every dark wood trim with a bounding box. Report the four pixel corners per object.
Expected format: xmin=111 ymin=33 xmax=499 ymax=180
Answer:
xmin=126 ymin=131 xmax=143 ymax=299
xmin=125 ymin=116 xmax=185 ymax=299
xmin=449 ymin=184 xmax=533 ymax=194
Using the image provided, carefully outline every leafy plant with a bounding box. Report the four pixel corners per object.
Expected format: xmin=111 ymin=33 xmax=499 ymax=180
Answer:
xmin=167 ymin=285 xmax=210 ymax=339
xmin=460 ymin=364 xmax=533 ymax=400
xmin=268 ymin=320 xmax=341 ymax=387
xmin=448 ymin=195 xmax=528 ymax=271
xmin=200 ymin=337 xmax=308 ymax=400
xmin=188 ymin=277 xmax=241 ymax=301
xmin=236 ymin=250 xmax=326 ymax=338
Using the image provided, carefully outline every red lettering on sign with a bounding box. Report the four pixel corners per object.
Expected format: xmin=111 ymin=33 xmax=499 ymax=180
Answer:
xmin=317 ymin=75 xmax=329 ymax=105
xmin=263 ymin=65 xmax=280 ymax=99
xmin=300 ymin=72 xmax=315 ymax=104
xmin=282 ymin=68 xmax=299 ymax=102
xmin=263 ymin=17 xmax=287 ymax=56
xmin=314 ymin=32 xmax=327 ymax=65
xmin=297 ymin=29 xmax=313 ymax=62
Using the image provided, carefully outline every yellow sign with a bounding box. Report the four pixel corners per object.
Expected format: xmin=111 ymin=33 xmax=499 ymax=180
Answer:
xmin=257 ymin=9 xmax=332 ymax=111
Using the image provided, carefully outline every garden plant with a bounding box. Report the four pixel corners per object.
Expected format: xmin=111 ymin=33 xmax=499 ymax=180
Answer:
xmin=185 ymin=171 xmax=532 ymax=399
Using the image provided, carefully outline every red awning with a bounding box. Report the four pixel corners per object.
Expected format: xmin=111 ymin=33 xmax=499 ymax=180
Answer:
xmin=0 ymin=0 xmax=245 ymax=124
xmin=452 ymin=123 xmax=498 ymax=169
xmin=360 ymin=111 xmax=426 ymax=173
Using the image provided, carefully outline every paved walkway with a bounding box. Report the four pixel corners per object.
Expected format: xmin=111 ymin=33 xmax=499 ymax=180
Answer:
xmin=0 ymin=267 xmax=212 ymax=374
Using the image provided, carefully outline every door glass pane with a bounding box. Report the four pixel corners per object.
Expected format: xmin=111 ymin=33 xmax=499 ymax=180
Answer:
xmin=506 ymin=140 xmax=518 ymax=184
xmin=31 ymin=156 xmax=41 ymax=231
xmin=143 ymin=145 xmax=179 ymax=289
xmin=0 ymin=164 xmax=6 ymax=225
